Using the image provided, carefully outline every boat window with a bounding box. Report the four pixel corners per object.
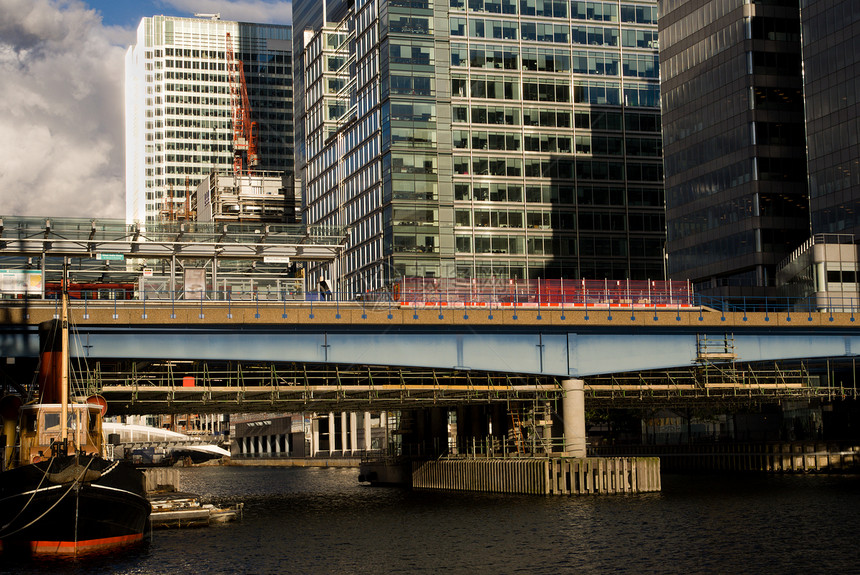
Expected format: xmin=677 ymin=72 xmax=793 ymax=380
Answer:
xmin=23 ymin=411 xmax=37 ymax=432
xmin=44 ymin=413 xmax=60 ymax=430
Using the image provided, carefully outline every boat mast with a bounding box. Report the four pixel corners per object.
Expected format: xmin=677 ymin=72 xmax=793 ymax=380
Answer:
xmin=60 ymin=257 xmax=69 ymax=447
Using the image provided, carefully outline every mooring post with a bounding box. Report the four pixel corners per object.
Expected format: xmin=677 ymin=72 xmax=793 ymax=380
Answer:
xmin=561 ymin=378 xmax=586 ymax=458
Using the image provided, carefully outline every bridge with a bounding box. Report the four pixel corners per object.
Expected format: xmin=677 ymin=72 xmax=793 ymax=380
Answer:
xmin=1 ymin=298 xmax=858 ymax=412
xmin=1 ymin=214 xmax=855 ymax=475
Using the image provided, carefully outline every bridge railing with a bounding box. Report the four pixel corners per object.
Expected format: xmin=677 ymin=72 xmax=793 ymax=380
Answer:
xmin=694 ymin=293 xmax=859 ymax=315
xmin=6 ymin=280 xmax=858 ymax=315
xmin=373 ymin=278 xmax=696 ymax=308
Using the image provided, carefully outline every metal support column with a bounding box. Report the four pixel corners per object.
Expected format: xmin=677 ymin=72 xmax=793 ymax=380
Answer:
xmin=170 ymin=255 xmax=176 ymax=298
xmin=213 ymin=255 xmax=219 ymax=301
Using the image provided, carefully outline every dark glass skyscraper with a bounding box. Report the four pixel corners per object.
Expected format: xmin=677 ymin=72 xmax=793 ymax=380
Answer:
xmin=660 ymin=0 xmax=809 ymax=298
xmin=801 ymin=0 xmax=860 ymax=237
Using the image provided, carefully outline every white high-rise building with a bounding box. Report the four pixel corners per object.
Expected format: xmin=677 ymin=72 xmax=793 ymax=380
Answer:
xmin=125 ymin=15 xmax=293 ymax=224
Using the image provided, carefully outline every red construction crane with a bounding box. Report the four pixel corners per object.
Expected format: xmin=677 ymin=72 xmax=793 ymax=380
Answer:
xmin=225 ymin=32 xmax=258 ymax=177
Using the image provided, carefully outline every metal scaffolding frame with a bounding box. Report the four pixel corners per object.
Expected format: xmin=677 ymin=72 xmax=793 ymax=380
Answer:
xmin=65 ymin=358 xmax=856 ymax=415
xmin=75 ymin=361 xmax=562 ymax=415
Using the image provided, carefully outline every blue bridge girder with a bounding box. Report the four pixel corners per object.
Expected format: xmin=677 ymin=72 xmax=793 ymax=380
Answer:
xmin=1 ymin=302 xmax=859 ymax=378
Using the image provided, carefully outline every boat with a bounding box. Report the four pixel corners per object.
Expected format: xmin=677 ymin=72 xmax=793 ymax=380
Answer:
xmin=149 ymin=492 xmax=244 ymax=529
xmin=0 ymin=276 xmax=151 ymax=556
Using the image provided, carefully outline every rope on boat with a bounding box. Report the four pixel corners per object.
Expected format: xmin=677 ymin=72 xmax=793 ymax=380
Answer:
xmin=0 ymin=455 xmax=55 ymax=536
xmin=0 ymin=456 xmax=95 ymax=538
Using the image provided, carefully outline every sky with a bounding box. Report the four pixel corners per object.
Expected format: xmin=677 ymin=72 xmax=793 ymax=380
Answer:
xmin=0 ymin=0 xmax=292 ymax=220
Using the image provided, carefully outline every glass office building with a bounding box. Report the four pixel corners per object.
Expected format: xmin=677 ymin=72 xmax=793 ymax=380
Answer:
xmin=296 ymin=0 xmax=665 ymax=295
xmin=659 ymin=0 xmax=810 ymax=298
xmin=125 ymin=16 xmax=293 ymax=224
xmin=800 ymin=0 xmax=860 ymax=238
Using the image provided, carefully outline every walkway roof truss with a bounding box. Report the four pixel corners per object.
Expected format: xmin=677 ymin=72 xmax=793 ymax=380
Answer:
xmin=0 ymin=216 xmax=346 ymax=262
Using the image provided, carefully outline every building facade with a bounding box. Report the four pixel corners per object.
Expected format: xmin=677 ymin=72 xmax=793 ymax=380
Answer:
xmin=772 ymin=1 xmax=860 ymax=308
xmin=296 ymin=0 xmax=666 ymax=296
xmin=659 ymin=0 xmax=810 ymax=299
xmin=800 ymin=0 xmax=860 ymax=238
xmin=125 ymin=15 xmax=294 ymax=224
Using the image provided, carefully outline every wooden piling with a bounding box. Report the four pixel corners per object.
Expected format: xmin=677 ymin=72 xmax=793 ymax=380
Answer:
xmin=412 ymin=457 xmax=660 ymax=495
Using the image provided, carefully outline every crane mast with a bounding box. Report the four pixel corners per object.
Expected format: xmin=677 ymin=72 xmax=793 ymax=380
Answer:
xmin=225 ymin=32 xmax=258 ymax=178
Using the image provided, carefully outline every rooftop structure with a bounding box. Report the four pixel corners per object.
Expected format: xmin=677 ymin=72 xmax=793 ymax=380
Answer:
xmin=194 ymin=171 xmax=297 ymax=223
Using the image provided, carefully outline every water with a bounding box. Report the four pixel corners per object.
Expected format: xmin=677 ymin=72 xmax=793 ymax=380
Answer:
xmin=4 ymin=466 xmax=859 ymax=574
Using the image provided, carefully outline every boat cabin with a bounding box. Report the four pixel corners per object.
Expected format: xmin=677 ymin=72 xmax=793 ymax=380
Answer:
xmin=18 ymin=403 xmax=104 ymax=465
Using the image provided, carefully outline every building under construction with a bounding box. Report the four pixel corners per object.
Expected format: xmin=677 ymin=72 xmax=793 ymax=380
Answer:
xmin=194 ymin=171 xmax=297 ymax=224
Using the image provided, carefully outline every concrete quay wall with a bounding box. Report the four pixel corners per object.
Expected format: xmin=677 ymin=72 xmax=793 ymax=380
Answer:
xmin=594 ymin=442 xmax=860 ymax=473
xmin=412 ymin=457 xmax=661 ymax=495
xmin=226 ymin=457 xmax=361 ymax=468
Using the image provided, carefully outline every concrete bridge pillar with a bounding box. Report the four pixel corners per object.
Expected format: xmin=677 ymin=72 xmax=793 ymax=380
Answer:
xmin=349 ymin=412 xmax=358 ymax=454
xmin=341 ymin=412 xmax=348 ymax=455
xmin=363 ymin=412 xmax=372 ymax=451
xmin=311 ymin=418 xmax=319 ymax=456
xmin=328 ymin=412 xmax=336 ymax=454
xmin=562 ymin=378 xmax=586 ymax=458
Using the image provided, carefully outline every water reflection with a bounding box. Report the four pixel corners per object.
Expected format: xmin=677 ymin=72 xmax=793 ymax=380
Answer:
xmin=3 ymin=468 xmax=858 ymax=574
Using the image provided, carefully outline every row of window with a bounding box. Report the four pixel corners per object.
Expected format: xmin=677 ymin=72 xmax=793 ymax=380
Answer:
xmin=163 ymin=80 xmax=291 ymax=103
xmin=400 ymin=105 xmax=660 ymax=135
xmin=451 ymin=45 xmax=658 ymax=77
xmin=453 ymin=233 xmax=661 ymax=258
xmin=666 ymin=160 xmax=752 ymax=208
xmin=659 ymin=20 xmax=744 ymax=83
xmin=159 ymin=48 xmax=290 ymax=64
xmin=454 ymin=182 xmax=662 ymax=206
xmin=452 ymin=129 xmax=661 ymax=157
xmin=452 ymin=76 xmax=659 ymax=107
xmin=454 ymin=208 xmax=661 ymax=231
xmin=453 ymin=155 xmax=663 ymax=180
xmin=447 ymin=260 xmax=665 ymax=282
xmin=449 ymin=18 xmax=656 ymax=44
xmin=668 ymin=192 xmax=809 ymax=240
xmin=455 ymin=235 xmax=570 ymax=256
xmin=448 ymin=0 xmax=658 ymax=24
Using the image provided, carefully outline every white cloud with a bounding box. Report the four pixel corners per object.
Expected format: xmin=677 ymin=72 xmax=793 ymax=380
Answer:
xmin=0 ymin=0 xmax=293 ymax=219
xmin=159 ymin=0 xmax=292 ymax=24
xmin=0 ymin=0 xmax=128 ymax=218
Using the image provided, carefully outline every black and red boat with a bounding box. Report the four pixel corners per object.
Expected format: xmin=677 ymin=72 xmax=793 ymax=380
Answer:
xmin=0 ymin=450 xmax=151 ymax=555
xmin=0 ymin=280 xmax=150 ymax=556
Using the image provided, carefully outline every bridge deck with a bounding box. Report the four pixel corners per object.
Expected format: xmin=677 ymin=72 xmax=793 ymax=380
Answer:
xmin=3 ymin=301 xmax=859 ymax=413
xmin=1 ymin=300 xmax=857 ymax=328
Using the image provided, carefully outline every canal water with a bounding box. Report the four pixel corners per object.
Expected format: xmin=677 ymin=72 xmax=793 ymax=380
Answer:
xmin=4 ymin=466 xmax=859 ymax=574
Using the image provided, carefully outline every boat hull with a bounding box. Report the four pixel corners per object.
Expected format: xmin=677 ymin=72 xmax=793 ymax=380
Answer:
xmin=0 ymin=455 xmax=151 ymax=556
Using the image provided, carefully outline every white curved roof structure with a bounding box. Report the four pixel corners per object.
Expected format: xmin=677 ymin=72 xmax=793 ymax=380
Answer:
xmin=103 ymin=422 xmax=231 ymax=457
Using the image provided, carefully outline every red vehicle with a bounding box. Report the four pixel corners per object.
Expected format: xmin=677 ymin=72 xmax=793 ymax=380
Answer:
xmin=45 ymin=282 xmax=135 ymax=300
